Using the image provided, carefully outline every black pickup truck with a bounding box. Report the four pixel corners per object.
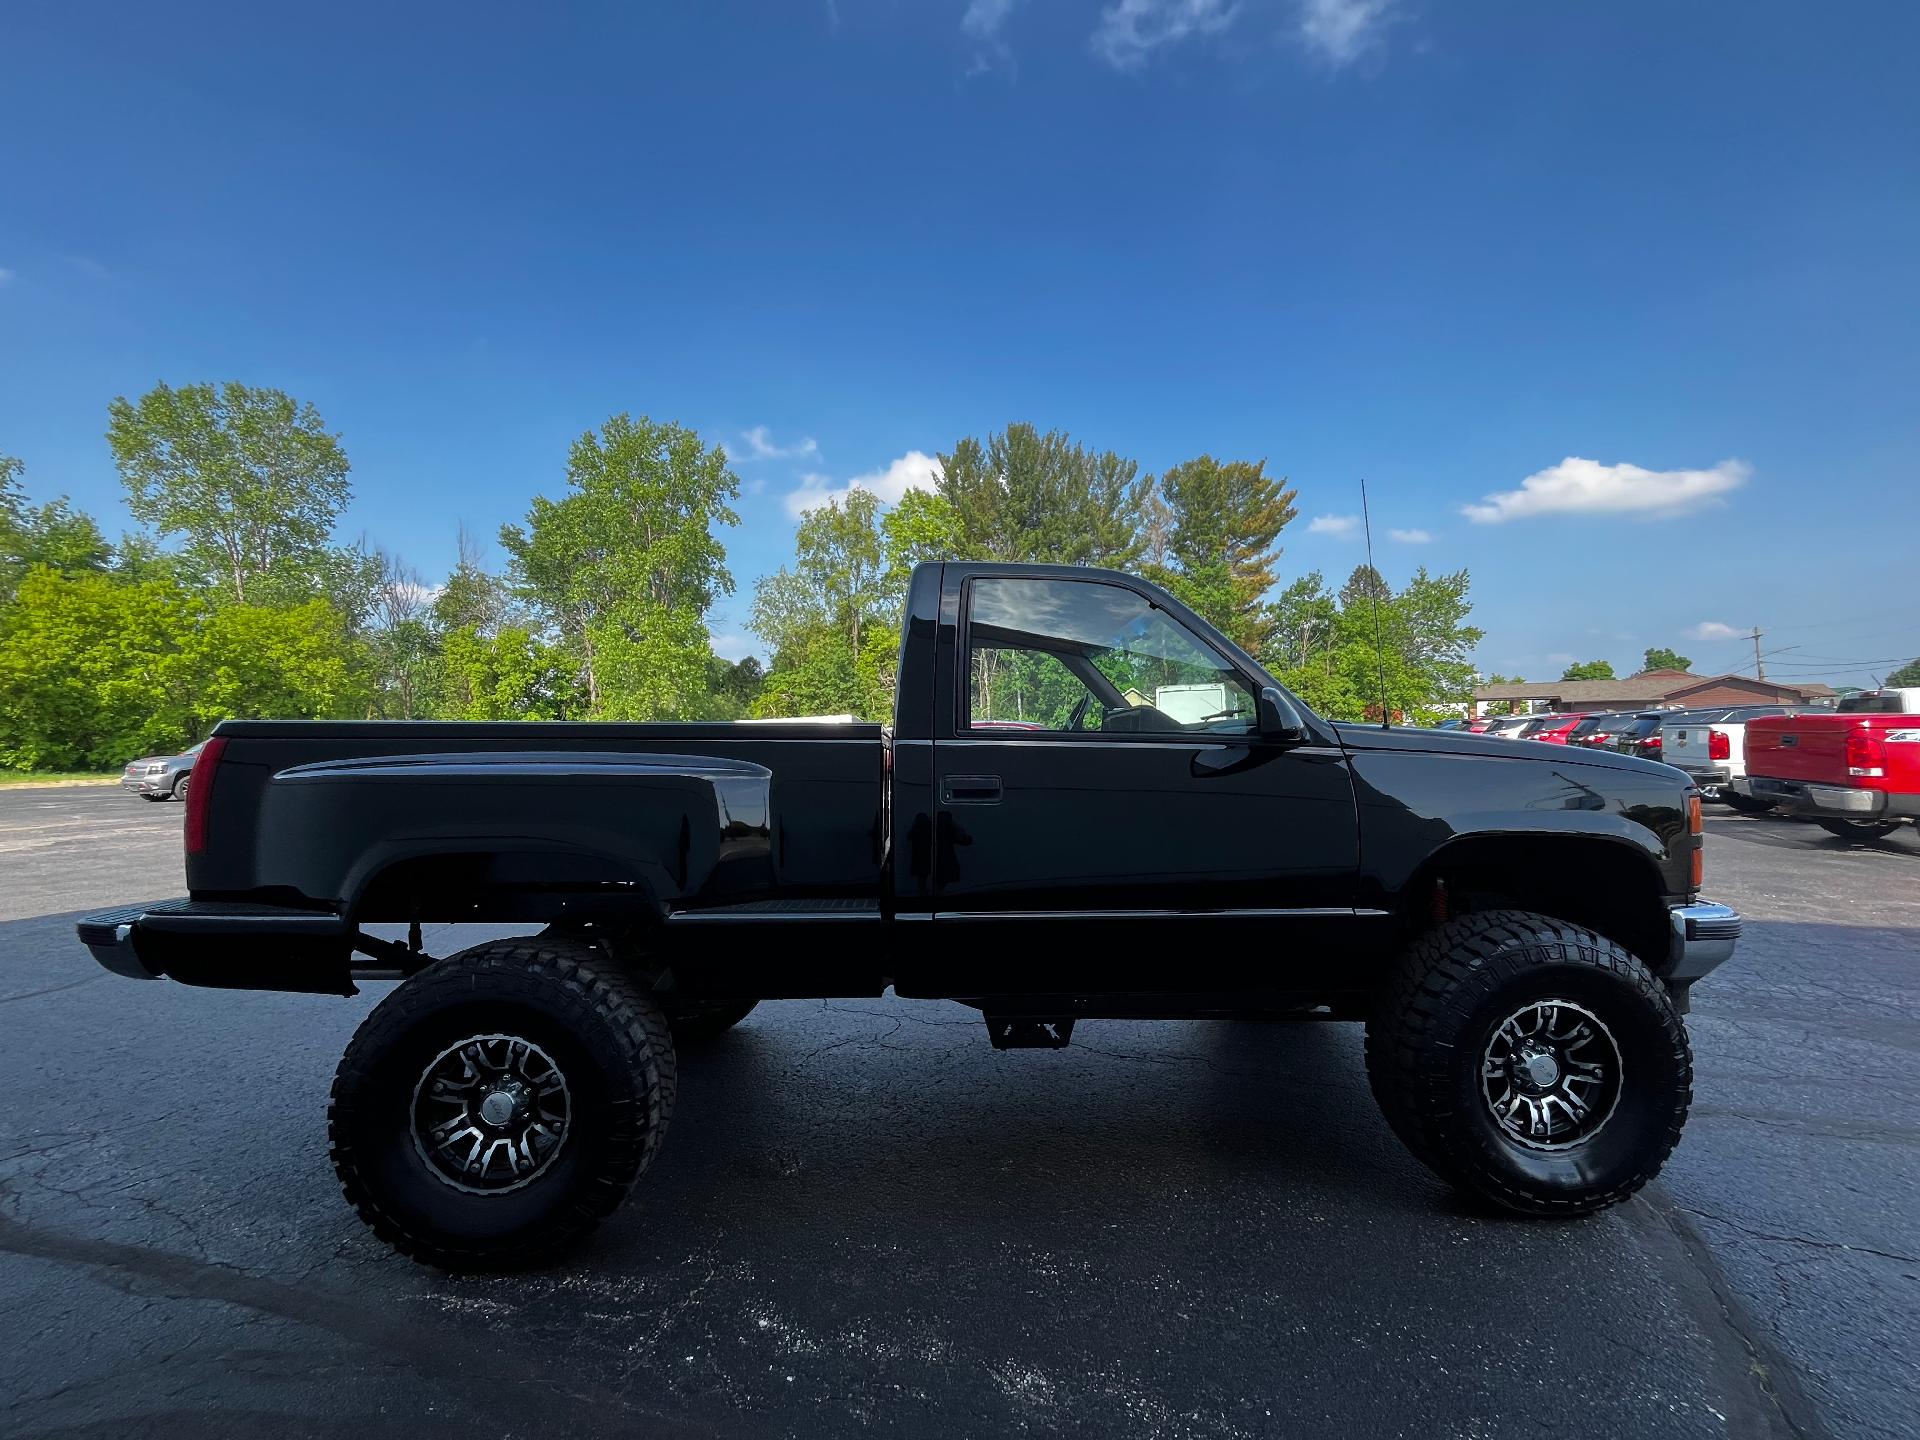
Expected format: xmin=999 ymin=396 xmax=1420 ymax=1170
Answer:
xmin=80 ymin=561 xmax=1739 ymax=1268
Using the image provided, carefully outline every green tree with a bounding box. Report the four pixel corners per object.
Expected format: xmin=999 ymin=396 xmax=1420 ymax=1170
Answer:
xmin=1 ymin=456 xmax=116 ymax=598
xmin=1561 ymin=659 xmax=1615 ymax=681
xmin=440 ymin=625 xmax=578 ymax=719
xmin=0 ymin=569 xmax=191 ymax=769
xmin=1152 ymin=455 xmax=1297 ymax=648
xmin=752 ymin=489 xmax=903 ymax=720
xmin=1885 ymin=658 xmax=1920 ymax=688
xmin=500 ymin=414 xmax=739 ymax=718
xmin=167 ymin=597 xmax=367 ymax=732
xmin=107 ymin=381 xmax=353 ymax=604
xmin=936 ymin=424 xmax=1144 ymax=566
xmin=1641 ymin=646 xmax=1692 ymax=673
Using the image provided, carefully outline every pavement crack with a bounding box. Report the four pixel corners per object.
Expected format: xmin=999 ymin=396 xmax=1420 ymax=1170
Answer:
xmin=1676 ymin=1203 xmax=1920 ymax=1267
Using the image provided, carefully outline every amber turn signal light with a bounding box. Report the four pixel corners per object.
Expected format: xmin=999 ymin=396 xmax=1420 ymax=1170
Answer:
xmin=1687 ymin=795 xmax=1703 ymax=835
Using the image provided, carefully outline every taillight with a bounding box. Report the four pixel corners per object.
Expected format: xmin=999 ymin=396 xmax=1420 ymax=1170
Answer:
xmin=1688 ymin=794 xmax=1705 ymax=889
xmin=1646 ymin=735 xmax=1662 ymax=749
xmin=1708 ymin=729 xmax=1731 ymax=761
xmin=184 ymin=736 xmax=226 ymax=855
xmin=1846 ymin=731 xmax=1885 ymax=779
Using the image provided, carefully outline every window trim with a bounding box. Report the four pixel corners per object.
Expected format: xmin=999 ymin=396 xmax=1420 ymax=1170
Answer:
xmin=956 ymin=573 xmax=1263 ymax=743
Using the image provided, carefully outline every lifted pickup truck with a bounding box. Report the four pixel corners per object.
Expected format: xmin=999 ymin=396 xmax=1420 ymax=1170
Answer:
xmin=79 ymin=562 xmax=1738 ymax=1268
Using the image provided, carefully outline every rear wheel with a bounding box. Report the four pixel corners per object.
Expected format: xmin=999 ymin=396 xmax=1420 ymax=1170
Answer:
xmin=329 ymin=936 xmax=675 ymax=1270
xmin=1366 ymin=910 xmax=1691 ymax=1215
xmin=1816 ymin=818 xmax=1902 ymax=841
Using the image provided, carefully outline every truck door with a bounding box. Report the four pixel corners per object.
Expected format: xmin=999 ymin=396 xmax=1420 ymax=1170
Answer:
xmin=922 ymin=570 xmax=1360 ymax=992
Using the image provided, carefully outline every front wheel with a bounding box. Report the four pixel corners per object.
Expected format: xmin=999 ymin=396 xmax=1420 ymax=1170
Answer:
xmin=1366 ymin=910 xmax=1691 ymax=1216
xmin=1816 ymin=818 xmax=1902 ymax=841
xmin=329 ymin=937 xmax=676 ymax=1270
xmin=171 ymin=774 xmax=190 ymax=802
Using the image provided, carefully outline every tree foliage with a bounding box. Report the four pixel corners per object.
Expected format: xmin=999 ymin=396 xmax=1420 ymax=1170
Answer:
xmin=501 ymin=413 xmax=739 ymax=719
xmin=1641 ymin=646 xmax=1692 ymax=673
xmin=1560 ymin=659 xmax=1616 ymax=681
xmin=1885 ymin=658 xmax=1920 ymax=688
xmin=107 ymin=382 xmax=353 ymax=604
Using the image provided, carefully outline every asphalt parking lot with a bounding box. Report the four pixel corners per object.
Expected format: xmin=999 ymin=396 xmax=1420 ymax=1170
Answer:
xmin=2 ymin=786 xmax=1917 ymax=1439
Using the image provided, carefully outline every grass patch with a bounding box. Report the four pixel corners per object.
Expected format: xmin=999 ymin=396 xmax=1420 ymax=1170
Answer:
xmin=0 ymin=771 xmax=121 ymax=788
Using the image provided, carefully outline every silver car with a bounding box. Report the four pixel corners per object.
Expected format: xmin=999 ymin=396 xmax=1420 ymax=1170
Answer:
xmin=120 ymin=741 xmax=205 ymax=802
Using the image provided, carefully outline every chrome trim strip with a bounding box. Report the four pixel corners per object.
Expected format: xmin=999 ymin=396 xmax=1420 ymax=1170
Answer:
xmin=665 ymin=909 xmax=884 ymax=924
xmin=927 ymin=907 xmax=1390 ymax=921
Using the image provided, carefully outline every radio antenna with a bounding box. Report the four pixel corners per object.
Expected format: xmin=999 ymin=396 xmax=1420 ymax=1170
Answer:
xmin=1360 ymin=477 xmax=1390 ymax=729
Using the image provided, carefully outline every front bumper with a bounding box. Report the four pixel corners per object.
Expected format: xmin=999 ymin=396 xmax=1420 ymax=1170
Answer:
xmin=120 ymin=771 xmax=169 ymax=795
xmin=1668 ymin=900 xmax=1741 ymax=985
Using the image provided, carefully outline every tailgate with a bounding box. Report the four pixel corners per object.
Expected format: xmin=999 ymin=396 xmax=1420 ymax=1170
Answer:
xmin=1745 ymin=715 xmax=1849 ymax=783
xmin=1662 ymin=722 xmax=1715 ymax=767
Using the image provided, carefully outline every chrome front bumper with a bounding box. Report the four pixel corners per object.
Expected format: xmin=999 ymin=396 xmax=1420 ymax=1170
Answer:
xmin=1668 ymin=901 xmax=1741 ymax=984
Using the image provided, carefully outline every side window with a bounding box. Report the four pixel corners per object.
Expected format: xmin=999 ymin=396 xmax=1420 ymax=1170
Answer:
xmin=964 ymin=577 xmax=1256 ymax=736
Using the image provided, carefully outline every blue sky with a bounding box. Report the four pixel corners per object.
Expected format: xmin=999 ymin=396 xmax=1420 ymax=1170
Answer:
xmin=3 ymin=1 xmax=1917 ymax=687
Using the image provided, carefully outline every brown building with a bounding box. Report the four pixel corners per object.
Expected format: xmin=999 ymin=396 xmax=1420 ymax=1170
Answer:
xmin=1473 ymin=669 xmax=1835 ymax=716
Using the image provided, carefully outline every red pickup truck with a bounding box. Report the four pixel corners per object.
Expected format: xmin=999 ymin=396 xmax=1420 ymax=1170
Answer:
xmin=1743 ymin=689 xmax=1920 ymax=839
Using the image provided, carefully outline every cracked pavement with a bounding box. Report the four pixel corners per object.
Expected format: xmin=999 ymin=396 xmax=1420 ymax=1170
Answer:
xmin=1 ymin=786 xmax=1916 ymax=1437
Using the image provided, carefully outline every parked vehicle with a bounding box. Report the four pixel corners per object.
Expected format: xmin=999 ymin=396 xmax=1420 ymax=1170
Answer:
xmin=1566 ymin=712 xmax=1636 ymax=749
xmin=1481 ymin=714 xmax=1537 ymax=738
xmin=1661 ymin=707 xmax=1797 ymax=809
xmin=119 ymin=741 xmax=205 ymax=802
xmin=1611 ymin=712 xmax=1671 ymax=761
xmin=79 ymin=561 xmax=1736 ymax=1269
xmin=1743 ymin=690 xmax=1920 ymax=839
xmin=1528 ymin=713 xmax=1593 ymax=744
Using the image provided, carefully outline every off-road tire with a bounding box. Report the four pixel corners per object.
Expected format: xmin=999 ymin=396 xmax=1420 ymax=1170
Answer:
xmin=1720 ymin=790 xmax=1772 ymax=814
xmin=666 ymin=998 xmax=759 ymax=1043
xmin=1365 ymin=909 xmax=1691 ymax=1216
xmin=1816 ymin=818 xmax=1902 ymax=841
xmin=329 ymin=937 xmax=676 ymax=1270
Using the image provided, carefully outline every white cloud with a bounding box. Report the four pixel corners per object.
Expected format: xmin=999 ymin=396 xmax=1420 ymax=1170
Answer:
xmin=732 ymin=425 xmax=818 ymax=463
xmin=1298 ymin=0 xmax=1393 ymax=66
xmin=711 ymin=632 xmax=755 ymax=662
xmin=786 ymin=450 xmax=943 ymax=518
xmin=1091 ymin=0 xmax=1240 ymax=71
xmin=1690 ymin=621 xmax=1747 ymax=641
xmin=962 ymin=0 xmax=1021 ymax=40
xmin=1388 ymin=527 xmax=1431 ymax=544
xmin=1462 ymin=456 xmax=1750 ymax=524
xmin=1308 ymin=513 xmax=1359 ymax=535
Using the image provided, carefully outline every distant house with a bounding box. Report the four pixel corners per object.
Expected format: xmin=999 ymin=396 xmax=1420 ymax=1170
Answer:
xmin=1472 ymin=669 xmax=1835 ymax=716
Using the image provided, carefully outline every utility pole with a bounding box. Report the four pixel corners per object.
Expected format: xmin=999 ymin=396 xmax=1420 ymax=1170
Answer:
xmin=1750 ymin=627 xmax=1765 ymax=680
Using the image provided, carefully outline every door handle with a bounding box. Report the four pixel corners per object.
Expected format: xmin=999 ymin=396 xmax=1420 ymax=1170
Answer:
xmin=943 ymin=774 xmax=1003 ymax=804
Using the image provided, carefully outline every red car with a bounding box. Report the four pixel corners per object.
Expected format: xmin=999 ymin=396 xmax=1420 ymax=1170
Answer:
xmin=1744 ymin=690 xmax=1920 ymax=839
xmin=1528 ymin=713 xmax=1592 ymax=744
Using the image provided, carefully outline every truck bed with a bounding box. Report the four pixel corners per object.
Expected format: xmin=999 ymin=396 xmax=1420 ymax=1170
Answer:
xmin=192 ymin=720 xmax=889 ymax=912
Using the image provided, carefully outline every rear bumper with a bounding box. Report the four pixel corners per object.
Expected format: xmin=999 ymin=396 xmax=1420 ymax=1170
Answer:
xmin=1672 ymin=762 xmax=1731 ymax=790
xmin=78 ymin=898 xmax=355 ymax=993
xmin=1668 ymin=900 xmax=1741 ymax=984
xmin=1747 ymin=777 xmax=1917 ymax=819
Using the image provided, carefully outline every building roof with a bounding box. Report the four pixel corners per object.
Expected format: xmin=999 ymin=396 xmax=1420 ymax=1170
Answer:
xmin=1473 ymin=671 xmax=1835 ymax=706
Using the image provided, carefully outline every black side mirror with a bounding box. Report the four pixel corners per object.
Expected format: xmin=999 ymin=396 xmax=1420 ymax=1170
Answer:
xmin=1258 ymin=686 xmax=1307 ymax=740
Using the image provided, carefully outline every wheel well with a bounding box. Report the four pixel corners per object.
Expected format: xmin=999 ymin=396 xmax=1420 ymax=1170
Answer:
xmin=351 ymin=849 xmax=658 ymax=925
xmin=1406 ymin=836 xmax=1670 ymax=969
